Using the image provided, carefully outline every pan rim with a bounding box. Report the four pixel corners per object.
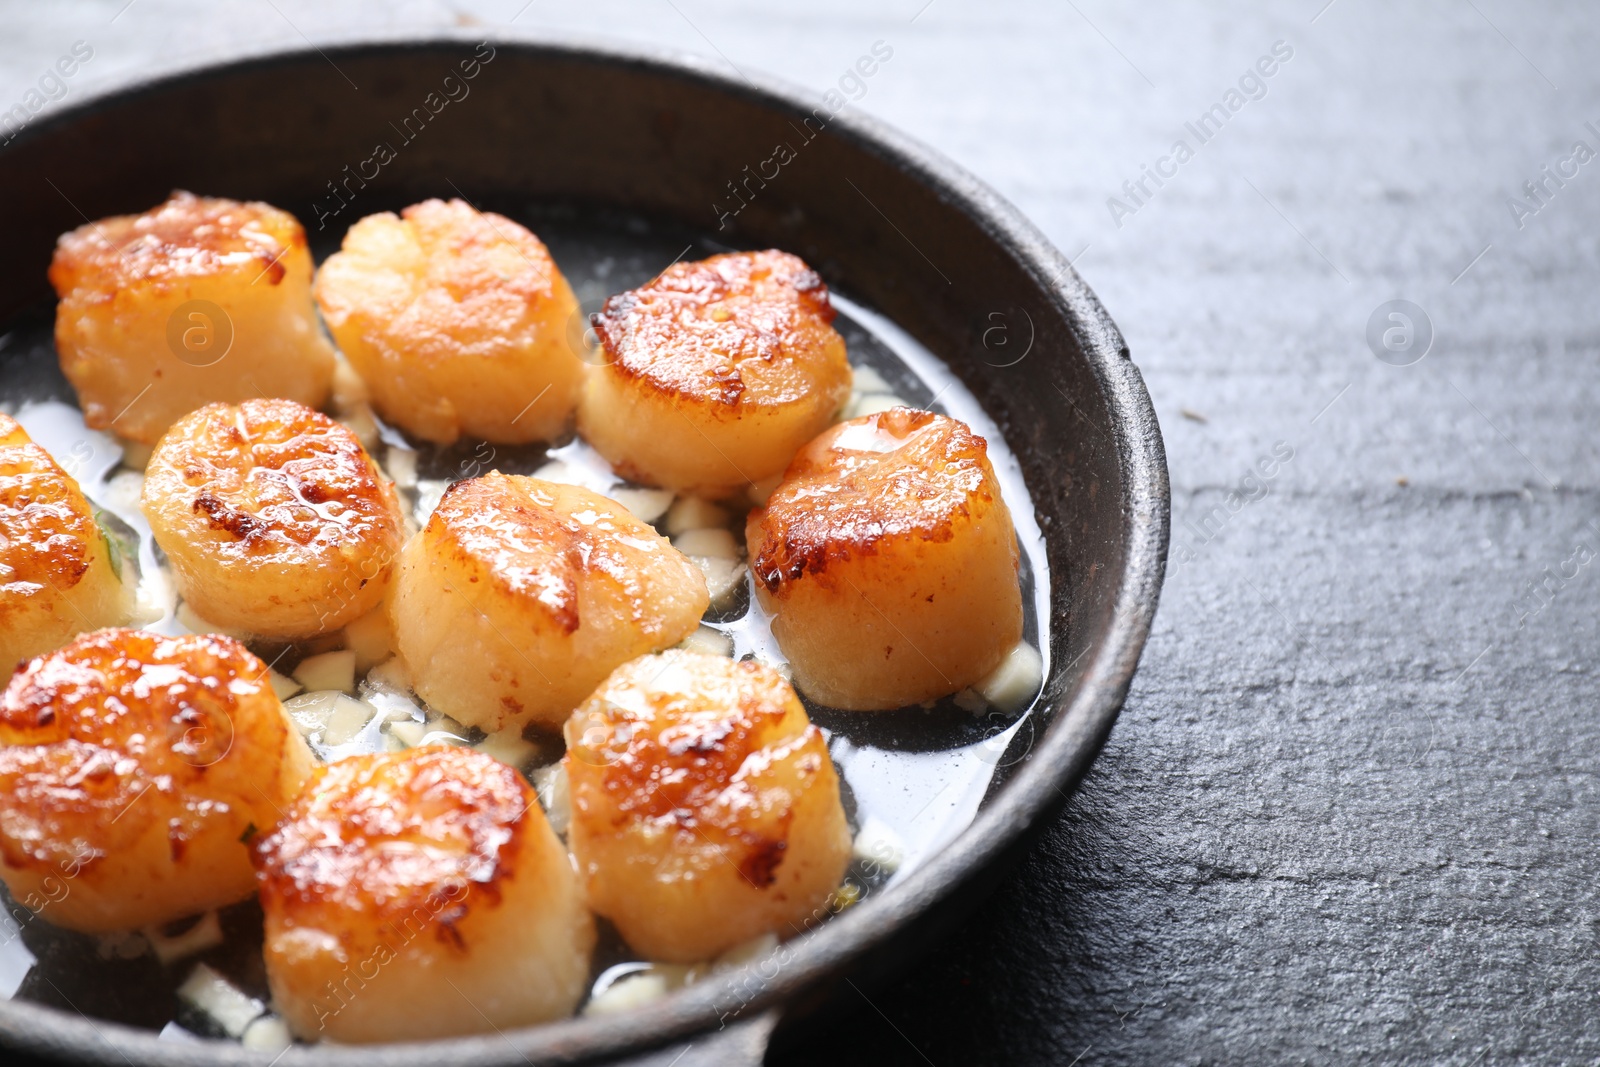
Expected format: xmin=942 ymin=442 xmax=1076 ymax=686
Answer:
xmin=0 ymin=27 xmax=1170 ymax=1066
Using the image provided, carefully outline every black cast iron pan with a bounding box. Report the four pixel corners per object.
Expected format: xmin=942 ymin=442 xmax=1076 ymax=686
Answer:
xmin=0 ymin=29 xmax=1169 ymax=1067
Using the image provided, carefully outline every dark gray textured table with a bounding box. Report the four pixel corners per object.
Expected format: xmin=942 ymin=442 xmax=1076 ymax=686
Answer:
xmin=7 ymin=1 xmax=1597 ymax=1064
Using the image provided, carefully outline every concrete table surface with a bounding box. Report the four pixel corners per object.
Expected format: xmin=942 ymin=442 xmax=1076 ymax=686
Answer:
xmin=5 ymin=1 xmax=1597 ymax=1064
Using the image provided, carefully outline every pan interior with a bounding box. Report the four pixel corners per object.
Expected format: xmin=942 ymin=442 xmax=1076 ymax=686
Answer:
xmin=0 ymin=198 xmax=1051 ymax=1043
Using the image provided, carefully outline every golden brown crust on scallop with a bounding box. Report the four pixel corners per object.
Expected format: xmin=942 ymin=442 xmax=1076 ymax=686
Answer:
xmin=255 ymin=744 xmax=591 ymax=1041
xmin=253 ymin=748 xmax=531 ymax=950
xmin=564 ymin=651 xmax=851 ymax=959
xmin=48 ymin=191 xmax=301 ymax=294
xmin=593 ymin=249 xmax=844 ymax=409
xmin=0 ymin=415 xmax=129 ymax=667
xmin=426 ymin=476 xmax=583 ymax=633
xmin=317 ymin=198 xmax=569 ymax=347
xmin=49 ymin=192 xmax=335 ymax=445
xmin=750 ymin=407 xmax=994 ymax=593
xmin=0 ymin=417 xmax=101 ymax=609
xmin=0 ymin=628 xmax=307 ymax=880
xmin=312 ymin=199 xmax=584 ymax=445
xmin=0 ymin=413 xmax=27 ymax=448
xmin=568 ymin=653 xmax=810 ymax=875
xmin=392 ymin=473 xmax=709 ymax=732
xmin=141 ymin=398 xmax=405 ymax=637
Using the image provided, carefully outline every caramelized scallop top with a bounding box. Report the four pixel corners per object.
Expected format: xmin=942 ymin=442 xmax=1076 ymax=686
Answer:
xmin=143 ymin=398 xmax=403 ymax=566
xmin=566 ymin=651 xmax=824 ymax=885
xmin=253 ymin=747 xmax=532 ymax=932
xmin=429 ymin=473 xmax=702 ymax=635
xmin=0 ymin=414 xmax=103 ymax=606
xmin=750 ymin=408 xmax=997 ymax=593
xmin=48 ymin=190 xmax=303 ymax=293
xmin=0 ymin=629 xmax=297 ymax=872
xmin=593 ymin=250 xmax=847 ymax=408
xmin=314 ymin=198 xmax=570 ymax=357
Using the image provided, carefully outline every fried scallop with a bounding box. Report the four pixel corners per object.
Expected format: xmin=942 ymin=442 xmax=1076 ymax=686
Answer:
xmin=0 ymin=414 xmax=130 ymax=671
xmin=577 ymin=249 xmax=852 ymax=497
xmin=747 ymin=408 xmax=1023 ymax=710
xmin=49 ymin=191 xmax=336 ymax=445
xmin=0 ymin=629 xmax=313 ymax=933
xmin=141 ymin=398 xmax=406 ymax=640
xmin=313 ymin=198 xmax=584 ymax=445
xmin=391 ymin=473 xmax=708 ymax=732
xmin=564 ymin=650 xmax=850 ymax=962
xmin=253 ymin=746 xmax=593 ymax=1043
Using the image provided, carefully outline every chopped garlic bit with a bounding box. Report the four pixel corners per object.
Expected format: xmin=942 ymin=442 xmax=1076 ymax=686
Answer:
xmin=143 ymin=911 xmax=224 ymax=965
xmin=384 ymin=445 xmax=418 ymax=490
xmin=284 ymin=690 xmax=340 ymax=733
xmin=976 ymin=641 xmax=1044 ymax=714
xmin=665 ymin=496 xmax=729 ymax=536
xmin=284 ymin=690 xmax=377 ymax=747
xmin=267 ymin=669 xmax=302 ymax=701
xmin=690 ymin=556 xmax=747 ymax=608
xmin=607 ymin=486 xmax=674 ymax=523
xmin=476 ymin=727 xmax=537 ymax=771
xmin=953 ymin=687 xmax=987 ymax=715
xmin=673 ymin=527 xmax=738 ymax=559
xmin=583 ymin=933 xmax=779 ymax=1017
xmin=533 ymin=762 xmax=571 ymax=836
xmin=342 ymin=608 xmax=393 ymax=673
xmin=583 ymin=971 xmax=669 ymax=1016
xmin=293 ymin=649 xmax=356 ymax=694
xmin=852 ymin=817 xmax=905 ymax=876
xmin=367 ymin=655 xmax=412 ymax=693
xmin=95 ymin=929 xmax=149 ymax=961
xmin=103 ymin=469 xmax=146 ymax=513
xmin=388 ymin=719 xmax=427 ymax=748
xmin=176 ymin=963 xmax=264 ymax=1038
xmin=241 ymin=1014 xmax=292 ymax=1052
xmin=677 ymin=625 xmax=734 ymax=658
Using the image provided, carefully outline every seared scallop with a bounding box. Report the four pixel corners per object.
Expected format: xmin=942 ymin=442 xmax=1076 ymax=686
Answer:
xmin=254 ymin=746 xmax=592 ymax=1043
xmin=141 ymin=398 xmax=406 ymax=640
xmin=577 ymin=250 xmax=852 ymax=497
xmin=0 ymin=629 xmax=313 ymax=933
xmin=0 ymin=414 xmax=130 ymax=671
xmin=313 ymin=198 xmax=584 ymax=445
xmin=391 ymin=473 xmax=708 ymax=732
xmin=565 ymin=650 xmax=849 ymax=962
xmin=747 ymin=408 xmax=1023 ymax=710
xmin=49 ymin=191 xmax=336 ymax=445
